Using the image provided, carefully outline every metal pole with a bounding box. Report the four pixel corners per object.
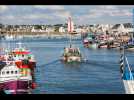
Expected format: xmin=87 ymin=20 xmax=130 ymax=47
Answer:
xmin=132 ymin=9 xmax=134 ymax=43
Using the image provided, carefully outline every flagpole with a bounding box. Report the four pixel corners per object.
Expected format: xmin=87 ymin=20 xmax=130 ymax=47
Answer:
xmin=131 ymin=9 xmax=134 ymax=44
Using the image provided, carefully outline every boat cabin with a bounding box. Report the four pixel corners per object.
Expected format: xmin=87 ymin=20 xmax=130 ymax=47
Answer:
xmin=63 ymin=47 xmax=81 ymax=57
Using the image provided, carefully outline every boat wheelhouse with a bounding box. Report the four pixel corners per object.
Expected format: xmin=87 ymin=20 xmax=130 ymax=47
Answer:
xmin=61 ymin=47 xmax=82 ymax=63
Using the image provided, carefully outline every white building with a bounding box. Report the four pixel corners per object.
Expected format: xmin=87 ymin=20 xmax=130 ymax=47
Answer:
xmin=96 ymin=24 xmax=112 ymax=34
xmin=75 ymin=28 xmax=83 ymax=33
xmin=45 ymin=27 xmax=55 ymax=33
xmin=111 ymin=23 xmax=134 ymax=35
xmin=31 ymin=27 xmax=44 ymax=32
xmin=59 ymin=27 xmax=65 ymax=33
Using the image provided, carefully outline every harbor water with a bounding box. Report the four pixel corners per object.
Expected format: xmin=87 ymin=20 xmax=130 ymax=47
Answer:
xmin=1 ymin=38 xmax=134 ymax=94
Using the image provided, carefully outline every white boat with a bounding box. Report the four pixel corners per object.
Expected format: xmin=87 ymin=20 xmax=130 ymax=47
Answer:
xmin=4 ymin=35 xmax=14 ymax=41
xmin=0 ymin=42 xmax=36 ymax=94
xmin=119 ymin=46 xmax=134 ymax=94
xmin=0 ymin=60 xmax=33 ymax=94
xmin=61 ymin=47 xmax=82 ymax=63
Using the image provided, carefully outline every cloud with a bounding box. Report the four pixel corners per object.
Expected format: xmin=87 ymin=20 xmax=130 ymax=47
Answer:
xmin=0 ymin=15 xmax=15 ymax=20
xmin=34 ymin=5 xmax=65 ymax=10
xmin=119 ymin=10 xmax=132 ymax=16
xmin=0 ymin=5 xmax=133 ymax=25
xmin=0 ymin=5 xmax=8 ymax=12
xmin=98 ymin=6 xmax=118 ymax=10
xmin=72 ymin=6 xmax=133 ymax=25
xmin=34 ymin=5 xmax=71 ymax=19
xmin=53 ymin=11 xmax=71 ymax=18
xmin=79 ymin=6 xmax=132 ymax=19
xmin=23 ymin=14 xmax=54 ymax=20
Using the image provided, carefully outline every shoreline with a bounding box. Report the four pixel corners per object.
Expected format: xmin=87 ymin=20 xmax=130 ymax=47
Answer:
xmin=2 ymin=31 xmax=67 ymax=35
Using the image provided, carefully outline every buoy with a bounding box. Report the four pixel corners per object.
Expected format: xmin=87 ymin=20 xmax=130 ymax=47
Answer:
xmin=31 ymin=82 xmax=37 ymax=89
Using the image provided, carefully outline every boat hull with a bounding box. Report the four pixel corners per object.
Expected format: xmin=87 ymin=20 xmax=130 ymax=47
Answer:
xmin=126 ymin=48 xmax=134 ymax=51
xmin=123 ymin=80 xmax=134 ymax=94
xmin=98 ymin=45 xmax=108 ymax=48
xmin=84 ymin=43 xmax=98 ymax=49
xmin=61 ymin=56 xmax=81 ymax=63
xmin=0 ymin=80 xmax=32 ymax=94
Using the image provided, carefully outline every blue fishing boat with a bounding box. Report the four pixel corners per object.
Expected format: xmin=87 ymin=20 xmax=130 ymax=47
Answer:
xmin=120 ymin=46 xmax=134 ymax=94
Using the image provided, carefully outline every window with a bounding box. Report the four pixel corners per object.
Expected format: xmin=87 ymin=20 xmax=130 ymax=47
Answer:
xmin=6 ymin=71 xmax=9 ymax=74
xmin=15 ymin=71 xmax=18 ymax=74
xmin=11 ymin=71 xmax=14 ymax=74
xmin=2 ymin=71 xmax=5 ymax=75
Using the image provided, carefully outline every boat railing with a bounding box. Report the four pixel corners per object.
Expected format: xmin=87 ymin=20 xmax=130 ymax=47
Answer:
xmin=124 ymin=55 xmax=134 ymax=91
xmin=125 ymin=56 xmax=134 ymax=80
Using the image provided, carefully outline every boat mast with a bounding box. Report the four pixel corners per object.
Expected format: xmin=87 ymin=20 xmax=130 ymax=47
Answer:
xmin=132 ymin=9 xmax=134 ymax=44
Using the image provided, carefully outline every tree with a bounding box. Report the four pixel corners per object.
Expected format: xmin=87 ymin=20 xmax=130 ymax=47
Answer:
xmin=54 ymin=26 xmax=59 ymax=32
xmin=14 ymin=25 xmax=19 ymax=28
xmin=0 ymin=23 xmax=4 ymax=28
xmin=34 ymin=25 xmax=42 ymax=29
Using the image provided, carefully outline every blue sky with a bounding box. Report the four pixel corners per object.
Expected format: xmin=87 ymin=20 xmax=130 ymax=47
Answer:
xmin=0 ymin=5 xmax=134 ymax=25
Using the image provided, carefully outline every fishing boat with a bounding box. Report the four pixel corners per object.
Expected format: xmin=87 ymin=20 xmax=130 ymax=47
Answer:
xmin=61 ymin=17 xmax=82 ymax=63
xmin=0 ymin=43 xmax=36 ymax=94
xmin=126 ymin=38 xmax=134 ymax=51
xmin=61 ymin=46 xmax=82 ymax=63
xmin=98 ymin=34 xmax=116 ymax=49
xmin=97 ymin=34 xmax=108 ymax=48
xmin=83 ymin=33 xmax=98 ymax=49
xmin=98 ymin=41 xmax=108 ymax=48
xmin=10 ymin=43 xmax=36 ymax=83
xmin=0 ymin=61 xmax=33 ymax=94
xmin=119 ymin=45 xmax=134 ymax=94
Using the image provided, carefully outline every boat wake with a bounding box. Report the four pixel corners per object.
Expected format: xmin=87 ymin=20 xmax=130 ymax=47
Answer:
xmin=38 ymin=58 xmax=118 ymax=69
xmin=81 ymin=59 xmax=118 ymax=65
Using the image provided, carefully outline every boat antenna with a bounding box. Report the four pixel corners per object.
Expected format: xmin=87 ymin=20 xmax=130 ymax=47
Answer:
xmin=133 ymin=9 xmax=134 ymax=44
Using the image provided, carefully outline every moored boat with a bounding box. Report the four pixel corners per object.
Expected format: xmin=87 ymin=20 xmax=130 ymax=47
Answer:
xmin=0 ymin=62 xmax=33 ymax=94
xmin=126 ymin=39 xmax=134 ymax=51
xmin=98 ymin=41 xmax=108 ymax=48
xmin=119 ymin=46 xmax=134 ymax=94
xmin=9 ymin=43 xmax=36 ymax=83
xmin=0 ymin=43 xmax=37 ymax=94
xmin=83 ymin=33 xmax=98 ymax=49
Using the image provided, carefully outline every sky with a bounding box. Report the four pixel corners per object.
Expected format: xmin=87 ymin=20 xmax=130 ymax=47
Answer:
xmin=0 ymin=5 xmax=134 ymax=25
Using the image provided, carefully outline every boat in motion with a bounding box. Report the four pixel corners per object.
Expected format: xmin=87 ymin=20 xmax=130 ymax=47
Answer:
xmin=61 ymin=17 xmax=82 ymax=63
xmin=61 ymin=45 xmax=82 ymax=63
